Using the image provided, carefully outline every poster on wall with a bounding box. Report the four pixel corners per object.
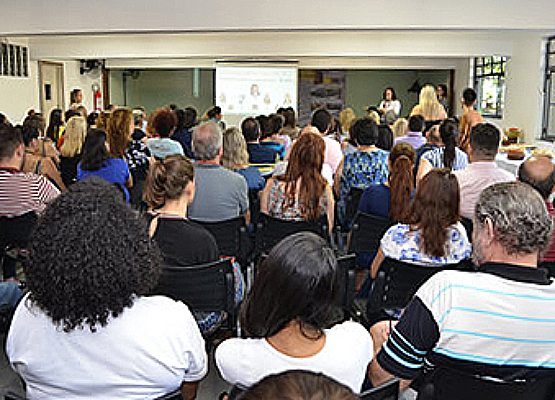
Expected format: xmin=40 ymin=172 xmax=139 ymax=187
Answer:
xmin=298 ymin=70 xmax=345 ymax=127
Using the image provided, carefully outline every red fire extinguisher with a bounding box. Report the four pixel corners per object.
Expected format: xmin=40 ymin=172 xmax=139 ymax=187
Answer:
xmin=92 ymin=83 xmax=102 ymax=112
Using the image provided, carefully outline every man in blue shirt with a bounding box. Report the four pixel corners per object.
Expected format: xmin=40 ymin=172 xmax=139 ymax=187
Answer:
xmin=241 ymin=117 xmax=278 ymax=175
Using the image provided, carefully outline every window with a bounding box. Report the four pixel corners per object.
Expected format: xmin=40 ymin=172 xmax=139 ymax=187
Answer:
xmin=542 ymin=37 xmax=555 ymax=140
xmin=473 ymin=56 xmax=507 ymax=119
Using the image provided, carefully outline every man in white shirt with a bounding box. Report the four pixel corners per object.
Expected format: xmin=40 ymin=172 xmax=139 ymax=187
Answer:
xmin=454 ymin=123 xmax=513 ymax=220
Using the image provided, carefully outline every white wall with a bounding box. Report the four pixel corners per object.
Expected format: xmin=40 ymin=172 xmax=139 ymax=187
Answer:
xmin=0 ymin=39 xmax=39 ymax=124
xmin=62 ymin=60 xmax=103 ymax=113
xmin=2 ymin=0 xmax=555 ymax=34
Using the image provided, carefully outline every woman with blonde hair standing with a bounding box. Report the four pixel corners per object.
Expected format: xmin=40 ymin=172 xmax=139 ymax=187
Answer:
xmin=60 ymin=116 xmax=87 ymax=186
xmin=410 ymin=85 xmax=447 ymax=122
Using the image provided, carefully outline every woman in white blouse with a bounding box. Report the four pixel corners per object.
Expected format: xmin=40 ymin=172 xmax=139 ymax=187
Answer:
xmin=378 ymin=87 xmax=401 ymax=117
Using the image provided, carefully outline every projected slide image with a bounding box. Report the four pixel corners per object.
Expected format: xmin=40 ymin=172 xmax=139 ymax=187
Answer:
xmin=216 ymin=66 xmax=298 ymax=115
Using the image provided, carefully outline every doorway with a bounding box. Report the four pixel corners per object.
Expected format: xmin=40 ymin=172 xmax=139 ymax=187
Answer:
xmin=40 ymin=61 xmax=65 ymax=119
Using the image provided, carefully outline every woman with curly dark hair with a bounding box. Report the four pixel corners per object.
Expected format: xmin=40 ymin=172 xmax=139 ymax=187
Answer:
xmin=370 ymin=169 xmax=471 ymax=279
xmin=146 ymin=107 xmax=184 ymax=160
xmin=6 ymin=178 xmax=207 ymax=399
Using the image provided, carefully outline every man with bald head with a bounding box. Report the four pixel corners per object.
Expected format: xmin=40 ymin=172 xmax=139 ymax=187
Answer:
xmin=518 ymin=155 xmax=555 ymax=262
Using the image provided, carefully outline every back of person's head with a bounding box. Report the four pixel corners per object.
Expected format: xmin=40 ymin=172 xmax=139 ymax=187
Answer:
xmin=240 ymin=232 xmax=338 ymax=338
xmin=80 ymin=129 xmax=110 ymax=171
xmin=256 ymin=115 xmax=272 ymax=139
xmin=474 ymin=181 xmax=553 ymax=262
xmin=173 ymin=108 xmax=186 ymax=131
xmin=469 ymin=123 xmax=500 ymax=159
xmin=241 ymin=117 xmax=261 ymax=142
xmin=61 ymin=116 xmax=87 ymax=158
xmin=462 ymin=88 xmax=478 ymax=106
xmin=311 ymin=109 xmax=331 ymax=135
xmin=407 ymin=169 xmax=460 ymax=258
xmin=65 ymin=109 xmax=81 ymax=124
xmin=107 ymin=108 xmax=132 ymax=157
xmin=339 ymin=108 xmax=356 ymax=134
xmin=377 ymin=124 xmax=394 ymax=151
xmin=26 ymin=178 xmax=161 ymax=332
xmin=408 ymin=115 xmax=424 ymax=132
xmin=144 ymin=155 xmax=194 ymax=208
xmin=132 ymin=109 xmax=143 ymax=127
xmin=351 ymin=117 xmax=378 ymax=146
xmin=22 ymin=124 xmax=40 ymax=147
xmin=283 ymin=132 xmax=327 ymax=221
xmin=23 ymin=114 xmax=46 ymax=135
xmin=439 ymin=119 xmax=458 ymax=170
xmin=367 ymin=110 xmax=380 ymax=125
xmin=151 ymin=107 xmax=177 ymax=138
xmin=426 ymin=124 xmax=442 ymax=144
xmin=270 ymin=113 xmax=285 ymax=135
xmin=95 ymin=111 xmax=111 ymax=131
xmin=0 ymin=113 xmax=8 ymax=126
xmin=46 ymin=109 xmax=63 ymax=138
xmin=87 ymin=111 xmax=99 ymax=128
xmin=392 ymin=118 xmax=408 ymax=138
xmin=389 ymin=143 xmax=416 ymax=222
xmin=282 ymin=109 xmax=297 ymax=129
xmin=183 ymin=107 xmax=198 ymax=129
xmin=192 ymin=121 xmax=222 ymax=160
xmin=518 ymin=155 xmax=555 ymax=200
xmin=222 ymin=127 xmax=249 ymax=170
xmin=419 ymin=85 xmax=444 ymax=120
xmin=0 ymin=123 xmax=23 ymax=162
xmin=237 ymin=370 xmax=358 ymax=400
xmin=207 ymin=106 xmax=222 ymax=119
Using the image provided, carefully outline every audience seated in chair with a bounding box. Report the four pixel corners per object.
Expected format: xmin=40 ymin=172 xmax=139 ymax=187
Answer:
xmin=454 ymin=123 xmax=514 ymax=220
xmin=59 ymin=116 xmax=87 ymax=187
xmin=6 ymin=178 xmax=207 ymax=399
xmin=188 ymin=121 xmax=249 ymax=223
xmin=222 ymin=127 xmax=265 ymax=191
xmin=370 ymin=169 xmax=471 ymax=280
xmin=370 ymin=182 xmax=555 ymax=399
xmin=216 ymin=232 xmax=373 ymax=394
xmin=122 ymin=108 xmax=150 ymax=208
xmin=146 ymin=107 xmax=185 ymax=159
xmin=0 ymin=124 xmax=59 ymax=279
xmin=241 ymin=117 xmax=279 ymax=175
xmin=311 ymin=108 xmax=343 ymax=174
xmin=260 ymin=131 xmax=334 ymax=235
xmin=144 ymin=155 xmax=244 ymax=334
xmin=334 ymin=117 xmax=389 ymax=227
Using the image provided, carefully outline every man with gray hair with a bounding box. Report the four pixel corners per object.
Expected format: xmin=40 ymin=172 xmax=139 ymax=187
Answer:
xmin=188 ymin=121 xmax=248 ymax=222
xmin=370 ymin=181 xmax=555 ymax=398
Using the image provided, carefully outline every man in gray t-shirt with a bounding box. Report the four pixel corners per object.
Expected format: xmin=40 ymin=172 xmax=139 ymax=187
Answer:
xmin=188 ymin=122 xmax=248 ymax=222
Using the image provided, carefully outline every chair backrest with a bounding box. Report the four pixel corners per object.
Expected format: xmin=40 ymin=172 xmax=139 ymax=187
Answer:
xmin=369 ymin=258 xmax=465 ymax=314
xmin=190 ymin=216 xmax=249 ymax=263
xmin=335 ymin=253 xmax=357 ymax=318
xmin=348 ymin=212 xmax=392 ymax=254
xmin=343 ymin=187 xmax=364 ymax=229
xmin=0 ymin=211 xmax=38 ymax=249
xmin=360 ymin=378 xmax=400 ymax=400
xmin=248 ymin=189 xmax=261 ymax=228
xmin=255 ymin=214 xmax=328 ymax=256
xmin=154 ymin=258 xmax=235 ymax=320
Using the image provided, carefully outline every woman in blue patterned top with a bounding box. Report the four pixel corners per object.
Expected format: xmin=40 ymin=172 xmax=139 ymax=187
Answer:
xmin=334 ymin=117 xmax=389 ymax=225
xmin=370 ymin=169 xmax=471 ymax=278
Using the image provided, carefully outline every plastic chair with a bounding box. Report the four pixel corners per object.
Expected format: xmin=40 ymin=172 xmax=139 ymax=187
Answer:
xmin=347 ymin=212 xmax=392 ymax=254
xmin=360 ymin=378 xmax=400 ymax=400
xmin=335 ymin=253 xmax=357 ymax=320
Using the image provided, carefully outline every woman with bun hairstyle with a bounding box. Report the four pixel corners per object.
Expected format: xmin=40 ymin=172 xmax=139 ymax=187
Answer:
xmin=416 ymin=118 xmax=468 ymax=182
xmin=144 ymin=155 xmax=243 ymax=334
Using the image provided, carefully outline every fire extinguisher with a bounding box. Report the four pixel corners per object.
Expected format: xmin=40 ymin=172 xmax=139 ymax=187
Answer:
xmin=92 ymin=83 xmax=102 ymax=112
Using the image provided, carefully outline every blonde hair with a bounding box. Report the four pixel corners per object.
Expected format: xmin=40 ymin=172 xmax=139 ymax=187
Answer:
xmin=221 ymin=127 xmax=249 ymax=170
xmin=339 ymin=108 xmax=356 ymax=133
xmin=418 ymin=85 xmax=445 ymax=120
xmin=61 ymin=116 xmax=87 ymax=157
xmin=368 ymin=111 xmax=380 ymax=125
xmin=392 ymin=118 xmax=408 ymax=138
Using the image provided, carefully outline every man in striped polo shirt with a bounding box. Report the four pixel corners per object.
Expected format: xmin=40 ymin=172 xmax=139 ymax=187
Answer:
xmin=370 ymin=181 xmax=555 ymax=399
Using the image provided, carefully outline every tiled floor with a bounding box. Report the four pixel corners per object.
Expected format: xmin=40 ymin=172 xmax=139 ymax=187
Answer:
xmin=0 ymin=334 xmax=230 ymax=400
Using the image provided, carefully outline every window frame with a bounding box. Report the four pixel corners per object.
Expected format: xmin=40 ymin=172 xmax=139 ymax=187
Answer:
xmin=541 ymin=36 xmax=555 ymax=140
xmin=473 ymin=56 xmax=507 ymax=119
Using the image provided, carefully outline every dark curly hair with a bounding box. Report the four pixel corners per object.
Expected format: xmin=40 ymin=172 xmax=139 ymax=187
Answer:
xmin=26 ymin=178 xmax=162 ymax=332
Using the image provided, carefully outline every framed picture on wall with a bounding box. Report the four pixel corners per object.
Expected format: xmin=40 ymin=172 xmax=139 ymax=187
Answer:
xmin=22 ymin=47 xmax=28 ymax=77
xmin=9 ymin=44 xmax=15 ymax=76
xmin=1 ymin=43 xmax=8 ymax=76
xmin=16 ymin=46 xmax=22 ymax=77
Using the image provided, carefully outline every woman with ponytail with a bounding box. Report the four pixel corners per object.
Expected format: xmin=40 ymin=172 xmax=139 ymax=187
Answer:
xmin=416 ymin=118 xmax=468 ymax=182
xmin=143 ymin=155 xmax=243 ymax=334
xmin=358 ymin=142 xmax=416 ymax=222
xmin=370 ymin=169 xmax=471 ymax=278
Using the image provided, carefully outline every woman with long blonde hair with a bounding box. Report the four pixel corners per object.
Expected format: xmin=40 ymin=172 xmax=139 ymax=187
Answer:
xmin=60 ymin=116 xmax=87 ymax=186
xmin=410 ymin=85 xmax=447 ymax=121
xmin=221 ymin=127 xmax=264 ymax=191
